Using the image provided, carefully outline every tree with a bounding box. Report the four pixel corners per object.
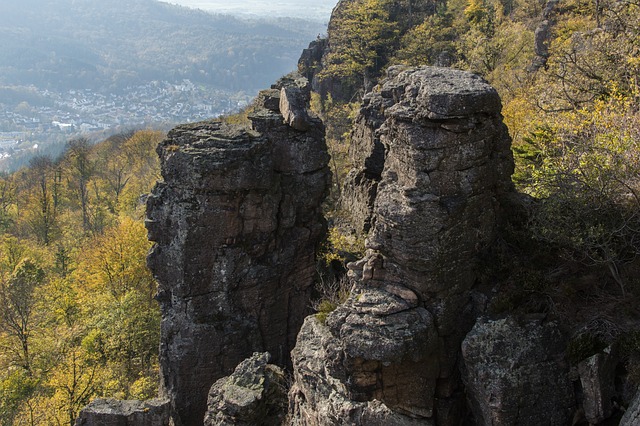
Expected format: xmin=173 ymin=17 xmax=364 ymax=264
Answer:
xmin=322 ymin=0 xmax=398 ymax=93
xmin=22 ymin=156 xmax=60 ymax=246
xmin=526 ymin=94 xmax=640 ymax=296
xmin=0 ymin=258 xmax=45 ymax=373
xmin=46 ymin=345 xmax=100 ymax=426
xmin=0 ymin=173 xmax=16 ymax=233
xmin=73 ymin=217 xmax=159 ymax=398
xmin=64 ymin=138 xmax=94 ymax=233
xmin=393 ymin=14 xmax=458 ymax=66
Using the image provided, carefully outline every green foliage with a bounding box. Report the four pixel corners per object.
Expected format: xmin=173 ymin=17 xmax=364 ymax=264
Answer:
xmin=524 ymin=94 xmax=640 ymax=295
xmin=321 ymin=0 xmax=399 ymax=92
xmin=0 ymin=369 xmax=37 ymax=425
xmin=394 ymin=15 xmax=458 ymax=66
xmin=315 ymin=300 xmax=338 ymax=325
xmin=320 ymin=227 xmax=366 ymax=266
xmin=312 ymin=275 xmax=351 ymax=325
xmin=311 ymin=94 xmax=360 ymax=206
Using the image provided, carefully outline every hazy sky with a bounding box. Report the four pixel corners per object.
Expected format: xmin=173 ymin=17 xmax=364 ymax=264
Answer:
xmin=165 ymin=0 xmax=336 ymax=21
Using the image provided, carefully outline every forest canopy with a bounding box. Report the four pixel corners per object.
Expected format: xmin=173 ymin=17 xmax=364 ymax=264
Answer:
xmin=0 ymin=130 xmax=163 ymax=425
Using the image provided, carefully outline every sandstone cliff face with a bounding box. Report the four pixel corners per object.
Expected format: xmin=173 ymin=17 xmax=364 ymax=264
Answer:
xmin=145 ymin=75 xmax=330 ymax=425
xmin=289 ymin=66 xmax=515 ymax=425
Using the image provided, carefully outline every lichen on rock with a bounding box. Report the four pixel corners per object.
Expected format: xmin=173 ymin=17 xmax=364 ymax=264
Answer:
xmin=204 ymin=352 xmax=287 ymax=426
xmin=461 ymin=316 xmax=575 ymax=425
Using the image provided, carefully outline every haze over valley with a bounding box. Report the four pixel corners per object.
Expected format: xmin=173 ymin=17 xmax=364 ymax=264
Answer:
xmin=0 ymin=0 xmax=328 ymax=170
xmin=166 ymin=0 xmax=335 ymax=21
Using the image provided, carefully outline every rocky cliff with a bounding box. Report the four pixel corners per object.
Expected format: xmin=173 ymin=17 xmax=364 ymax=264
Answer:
xmin=143 ymin=74 xmax=330 ymax=425
xmin=288 ymin=66 xmax=515 ymax=425
xmin=75 ymin=64 xmax=640 ymax=425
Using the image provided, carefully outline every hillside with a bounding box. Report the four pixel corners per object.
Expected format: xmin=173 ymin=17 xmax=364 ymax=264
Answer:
xmin=0 ymin=0 xmax=324 ymax=93
xmin=168 ymin=0 xmax=336 ymax=20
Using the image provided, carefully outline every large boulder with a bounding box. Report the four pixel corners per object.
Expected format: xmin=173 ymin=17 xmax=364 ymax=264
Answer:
xmin=288 ymin=316 xmax=432 ymax=426
xmin=204 ymin=352 xmax=287 ymax=426
xmin=461 ymin=316 xmax=575 ymax=425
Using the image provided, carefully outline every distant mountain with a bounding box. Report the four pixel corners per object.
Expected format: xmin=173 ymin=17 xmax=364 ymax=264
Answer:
xmin=166 ymin=0 xmax=336 ymax=21
xmin=0 ymin=0 xmax=325 ymax=94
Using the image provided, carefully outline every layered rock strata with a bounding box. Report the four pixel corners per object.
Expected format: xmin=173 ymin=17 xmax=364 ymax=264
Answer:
xmin=145 ymin=74 xmax=330 ymax=425
xmin=289 ymin=66 xmax=514 ymax=425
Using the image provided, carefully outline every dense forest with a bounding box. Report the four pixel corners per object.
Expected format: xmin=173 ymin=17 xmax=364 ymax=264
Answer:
xmin=0 ymin=130 xmax=163 ymax=424
xmin=2 ymin=0 xmax=640 ymax=424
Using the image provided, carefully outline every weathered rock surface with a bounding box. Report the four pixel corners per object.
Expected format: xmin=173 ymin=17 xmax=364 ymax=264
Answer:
xmin=289 ymin=316 xmax=433 ymax=426
xmin=620 ymin=389 xmax=640 ymax=426
xmin=530 ymin=0 xmax=559 ymax=71
xmin=203 ymin=352 xmax=287 ymax=426
xmin=145 ymin=73 xmax=330 ymax=425
xmin=462 ymin=316 xmax=575 ymax=425
xmin=289 ymin=66 xmax=514 ymax=425
xmin=577 ymin=347 xmax=618 ymax=424
xmin=75 ymin=398 xmax=170 ymax=426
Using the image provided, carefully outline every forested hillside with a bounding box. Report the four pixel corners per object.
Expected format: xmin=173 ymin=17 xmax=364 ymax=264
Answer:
xmin=0 ymin=0 xmax=323 ymax=93
xmin=0 ymin=130 xmax=163 ymax=425
xmin=0 ymin=0 xmax=325 ymax=173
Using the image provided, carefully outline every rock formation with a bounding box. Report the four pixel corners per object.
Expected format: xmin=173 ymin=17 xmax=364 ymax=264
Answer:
xmin=530 ymin=0 xmax=560 ymax=71
xmin=145 ymin=74 xmax=330 ymax=425
xmin=289 ymin=66 xmax=515 ymax=425
xmin=576 ymin=347 xmax=619 ymax=424
xmin=621 ymin=390 xmax=640 ymax=426
xmin=75 ymin=399 xmax=170 ymax=426
xmin=204 ymin=352 xmax=287 ymax=426
xmin=461 ymin=316 xmax=575 ymax=425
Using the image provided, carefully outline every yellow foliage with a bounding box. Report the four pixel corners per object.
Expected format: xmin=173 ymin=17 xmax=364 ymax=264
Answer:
xmin=320 ymin=227 xmax=366 ymax=266
xmin=75 ymin=217 xmax=154 ymax=301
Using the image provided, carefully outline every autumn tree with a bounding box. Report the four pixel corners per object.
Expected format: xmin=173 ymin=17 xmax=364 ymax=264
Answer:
xmin=63 ymin=138 xmax=94 ymax=233
xmin=322 ymin=0 xmax=398 ymax=93
xmin=0 ymin=173 xmax=15 ymax=233
xmin=525 ymin=92 xmax=640 ymax=296
xmin=21 ymin=156 xmax=62 ymax=246
xmin=0 ymin=258 xmax=45 ymax=373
